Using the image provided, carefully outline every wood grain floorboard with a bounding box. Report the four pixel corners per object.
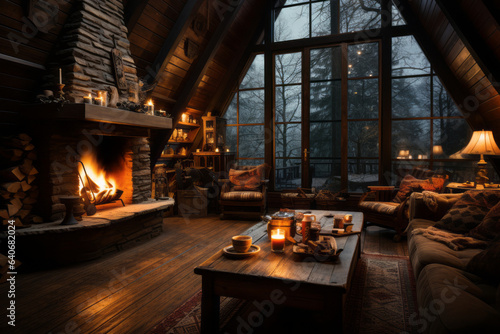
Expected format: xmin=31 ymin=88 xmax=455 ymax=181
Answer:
xmin=0 ymin=215 xmax=258 ymax=334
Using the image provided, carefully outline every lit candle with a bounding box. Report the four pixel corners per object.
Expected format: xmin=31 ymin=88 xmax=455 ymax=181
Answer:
xmin=271 ymin=229 xmax=285 ymax=253
xmin=146 ymin=99 xmax=154 ymax=115
xmin=83 ymin=93 xmax=92 ymax=104
xmin=98 ymin=91 xmax=107 ymax=107
xmin=215 ymin=147 xmax=219 ymax=152
xmin=59 ymin=68 xmax=62 ymax=84
xmin=226 ymin=148 xmax=230 ymax=152
xmin=181 ymin=113 xmax=188 ymax=122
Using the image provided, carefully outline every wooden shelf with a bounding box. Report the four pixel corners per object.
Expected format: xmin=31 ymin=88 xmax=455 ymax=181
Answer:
xmin=176 ymin=121 xmax=200 ymax=128
xmin=160 ymin=154 xmax=189 ymax=159
xmin=168 ymin=140 xmax=194 ymax=144
xmin=27 ymin=103 xmax=172 ymax=129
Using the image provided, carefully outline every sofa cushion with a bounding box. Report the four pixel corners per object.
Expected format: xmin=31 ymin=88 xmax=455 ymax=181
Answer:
xmin=407 ymin=220 xmax=482 ymax=278
xmin=434 ymin=190 xmax=500 ymax=234
xmin=417 ymin=263 xmax=500 ymax=333
xmin=466 ymin=240 xmax=500 ymax=283
xmin=359 ymin=201 xmax=400 ymax=215
xmin=393 ymin=174 xmax=447 ymax=203
xmin=393 ymin=175 xmax=420 ymax=203
xmin=468 ymin=201 xmax=500 ymax=241
xmin=221 ymin=191 xmax=263 ymax=202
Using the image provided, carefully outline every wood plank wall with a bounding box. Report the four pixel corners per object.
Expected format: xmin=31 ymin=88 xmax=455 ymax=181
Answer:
xmin=409 ymin=0 xmax=500 ymax=132
xmin=0 ymin=0 xmax=74 ymax=120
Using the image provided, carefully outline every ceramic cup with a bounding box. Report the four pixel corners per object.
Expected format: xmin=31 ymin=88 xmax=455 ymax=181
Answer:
xmin=232 ymin=235 xmax=252 ymax=253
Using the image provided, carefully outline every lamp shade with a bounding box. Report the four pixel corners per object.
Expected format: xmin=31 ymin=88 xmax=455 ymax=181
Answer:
xmin=460 ymin=130 xmax=500 ymax=156
xmin=432 ymin=145 xmax=444 ymax=155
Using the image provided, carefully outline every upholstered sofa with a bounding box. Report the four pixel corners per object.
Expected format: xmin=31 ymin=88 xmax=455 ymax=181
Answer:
xmin=406 ymin=191 xmax=500 ymax=333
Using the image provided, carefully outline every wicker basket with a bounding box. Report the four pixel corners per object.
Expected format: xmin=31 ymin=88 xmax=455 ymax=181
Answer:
xmin=281 ymin=188 xmax=316 ymax=209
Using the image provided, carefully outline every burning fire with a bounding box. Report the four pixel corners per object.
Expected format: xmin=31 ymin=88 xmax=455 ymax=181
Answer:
xmin=79 ymin=153 xmax=118 ymax=205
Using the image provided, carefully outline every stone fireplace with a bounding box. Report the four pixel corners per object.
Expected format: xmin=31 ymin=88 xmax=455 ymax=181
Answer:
xmin=10 ymin=0 xmax=173 ymax=266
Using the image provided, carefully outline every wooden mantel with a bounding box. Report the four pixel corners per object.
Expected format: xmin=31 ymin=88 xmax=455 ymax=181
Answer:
xmin=25 ymin=103 xmax=172 ymax=129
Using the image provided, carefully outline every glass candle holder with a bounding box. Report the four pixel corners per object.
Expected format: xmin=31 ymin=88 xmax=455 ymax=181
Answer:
xmin=271 ymin=228 xmax=285 ymax=253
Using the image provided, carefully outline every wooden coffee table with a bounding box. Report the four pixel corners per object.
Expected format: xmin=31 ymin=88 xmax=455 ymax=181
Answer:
xmin=194 ymin=210 xmax=363 ymax=333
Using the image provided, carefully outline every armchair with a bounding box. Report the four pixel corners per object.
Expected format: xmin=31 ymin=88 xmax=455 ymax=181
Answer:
xmin=219 ymin=164 xmax=271 ymax=220
xmin=358 ymin=168 xmax=448 ymax=241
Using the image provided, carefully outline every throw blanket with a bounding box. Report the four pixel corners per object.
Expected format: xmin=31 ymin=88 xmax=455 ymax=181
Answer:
xmin=412 ymin=226 xmax=488 ymax=251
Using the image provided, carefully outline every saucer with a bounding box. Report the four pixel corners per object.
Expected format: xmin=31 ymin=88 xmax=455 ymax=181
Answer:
xmin=223 ymin=245 xmax=260 ymax=258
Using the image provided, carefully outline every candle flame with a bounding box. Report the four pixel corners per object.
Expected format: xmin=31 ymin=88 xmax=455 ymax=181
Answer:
xmin=147 ymin=99 xmax=153 ymax=106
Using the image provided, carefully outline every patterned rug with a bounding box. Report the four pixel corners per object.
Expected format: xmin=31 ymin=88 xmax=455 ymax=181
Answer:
xmin=148 ymin=254 xmax=419 ymax=334
xmin=344 ymin=254 xmax=419 ymax=333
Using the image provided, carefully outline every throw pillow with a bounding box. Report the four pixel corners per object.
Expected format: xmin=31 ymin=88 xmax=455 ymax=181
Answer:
xmin=434 ymin=190 xmax=500 ymax=234
xmin=229 ymin=164 xmax=269 ymax=191
xmin=393 ymin=175 xmax=420 ymax=203
xmin=467 ymin=201 xmax=500 ymax=241
xmin=465 ymin=239 xmax=500 ymax=283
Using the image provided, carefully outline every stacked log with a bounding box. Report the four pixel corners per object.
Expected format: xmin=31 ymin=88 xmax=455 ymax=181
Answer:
xmin=0 ymin=134 xmax=42 ymax=226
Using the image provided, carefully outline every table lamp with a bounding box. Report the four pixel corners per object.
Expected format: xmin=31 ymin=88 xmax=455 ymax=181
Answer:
xmin=460 ymin=130 xmax=500 ymax=188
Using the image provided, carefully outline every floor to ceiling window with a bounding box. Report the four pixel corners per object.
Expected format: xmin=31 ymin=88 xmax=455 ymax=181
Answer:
xmin=224 ymin=54 xmax=265 ymax=166
xmin=223 ymin=0 xmax=477 ymax=191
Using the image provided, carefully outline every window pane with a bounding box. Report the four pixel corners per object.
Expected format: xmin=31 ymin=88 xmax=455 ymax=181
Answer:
xmin=239 ymin=125 xmax=264 ymax=158
xmin=433 ymin=77 xmax=461 ymax=117
xmin=312 ymin=1 xmax=333 ymax=37
xmin=348 ymin=79 xmax=379 ymax=119
xmin=311 ymin=47 xmax=341 ymax=81
xmin=310 ymin=81 xmax=341 ymax=121
xmin=237 ymin=159 xmax=264 ymax=166
xmin=275 ymin=123 xmax=301 ymax=158
xmin=240 ymin=54 xmax=264 ymax=89
xmin=310 ymin=121 xmax=341 ymax=158
xmin=274 ymin=5 xmax=309 ymax=42
xmin=392 ymin=120 xmax=430 ymax=158
xmin=311 ymin=158 xmax=341 ymax=191
xmin=348 ymin=121 xmax=379 ymax=157
xmin=432 ymin=161 xmax=498 ymax=183
xmin=225 ymin=94 xmax=237 ymax=124
xmin=239 ymin=90 xmax=264 ymax=124
xmin=340 ymin=0 xmax=381 ymax=33
xmin=392 ymin=161 xmax=428 ymax=185
xmin=392 ymin=77 xmax=431 ymax=118
xmin=275 ymin=85 xmax=302 ymax=122
xmin=275 ymin=158 xmax=301 ymax=190
xmin=348 ymin=42 xmax=379 ymax=78
xmin=392 ymin=36 xmax=430 ymax=76
xmin=433 ymin=118 xmax=472 ymax=158
xmin=392 ymin=1 xmax=405 ymax=26
xmin=275 ymin=52 xmax=302 ymax=85
xmin=226 ymin=126 xmax=236 ymax=152
xmin=348 ymin=159 xmax=379 ymax=192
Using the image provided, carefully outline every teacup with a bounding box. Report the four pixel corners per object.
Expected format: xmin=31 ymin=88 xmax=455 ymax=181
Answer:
xmin=232 ymin=235 xmax=252 ymax=253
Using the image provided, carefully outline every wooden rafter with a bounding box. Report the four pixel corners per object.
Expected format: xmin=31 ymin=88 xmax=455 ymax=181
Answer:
xmin=125 ymin=0 xmax=150 ymax=33
xmin=147 ymin=0 xmax=205 ymax=88
xmin=397 ymin=0 xmax=484 ymax=129
xmin=150 ymin=0 xmax=246 ymax=168
xmin=435 ymin=0 xmax=500 ymax=94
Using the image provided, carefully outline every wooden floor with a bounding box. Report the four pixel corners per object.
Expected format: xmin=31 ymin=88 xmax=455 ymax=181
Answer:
xmin=0 ymin=214 xmax=407 ymax=334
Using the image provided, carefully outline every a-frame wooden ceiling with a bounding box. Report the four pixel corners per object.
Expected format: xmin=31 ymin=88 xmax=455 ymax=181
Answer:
xmin=398 ymin=0 xmax=500 ymax=172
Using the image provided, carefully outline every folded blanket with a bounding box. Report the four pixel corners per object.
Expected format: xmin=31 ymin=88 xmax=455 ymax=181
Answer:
xmin=412 ymin=226 xmax=488 ymax=251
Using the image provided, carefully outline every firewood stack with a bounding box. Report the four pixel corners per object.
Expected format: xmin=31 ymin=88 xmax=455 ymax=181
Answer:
xmin=0 ymin=134 xmax=42 ymax=226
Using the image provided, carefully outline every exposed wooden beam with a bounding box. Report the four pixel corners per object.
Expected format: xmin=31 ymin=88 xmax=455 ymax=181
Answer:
xmin=208 ymin=11 xmax=267 ymax=115
xmin=146 ymin=0 xmax=205 ymax=86
xmin=125 ymin=0 xmax=149 ymax=33
xmin=481 ymin=0 xmax=500 ymax=28
xmin=398 ymin=0 xmax=485 ymax=129
xmin=435 ymin=0 xmax=500 ymax=93
xmin=150 ymin=0 xmax=246 ymax=168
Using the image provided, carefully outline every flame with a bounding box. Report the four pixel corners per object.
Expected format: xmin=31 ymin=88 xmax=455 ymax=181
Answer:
xmin=147 ymin=99 xmax=153 ymax=106
xmin=79 ymin=153 xmax=117 ymax=204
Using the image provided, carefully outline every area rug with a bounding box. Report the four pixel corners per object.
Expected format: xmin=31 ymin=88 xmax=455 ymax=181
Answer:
xmin=149 ymin=254 xmax=419 ymax=334
xmin=344 ymin=254 xmax=419 ymax=333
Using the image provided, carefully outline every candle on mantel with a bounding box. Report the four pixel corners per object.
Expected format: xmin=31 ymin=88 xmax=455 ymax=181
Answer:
xmin=83 ymin=93 xmax=92 ymax=104
xmin=226 ymin=148 xmax=230 ymax=152
xmin=271 ymin=229 xmax=285 ymax=253
xmin=215 ymin=147 xmax=219 ymax=153
xmin=146 ymin=99 xmax=154 ymax=115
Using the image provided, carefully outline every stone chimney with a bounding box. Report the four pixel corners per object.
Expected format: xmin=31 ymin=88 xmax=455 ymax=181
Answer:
xmin=46 ymin=0 xmax=140 ymax=104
